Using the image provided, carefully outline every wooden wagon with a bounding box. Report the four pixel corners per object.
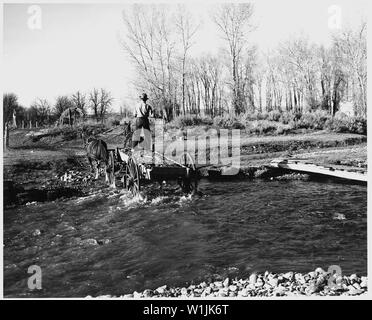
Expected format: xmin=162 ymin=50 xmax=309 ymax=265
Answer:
xmin=107 ymin=147 xmax=199 ymax=196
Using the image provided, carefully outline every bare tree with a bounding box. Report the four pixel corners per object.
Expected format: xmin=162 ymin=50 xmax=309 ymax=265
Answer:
xmin=120 ymin=3 xmax=366 ymax=123
xmin=71 ymin=91 xmax=87 ymax=115
xmin=213 ymin=3 xmax=254 ymax=114
xmin=89 ymin=89 xmax=100 ymax=122
xmin=55 ymin=95 xmax=74 ymax=118
xmin=333 ymin=22 xmax=367 ymax=116
xmin=122 ymin=4 xmax=182 ymax=120
xmin=3 ymin=93 xmax=19 ymax=149
xmin=31 ymin=98 xmax=52 ymax=125
xmin=3 ymin=93 xmax=18 ymax=125
xmin=175 ymin=5 xmax=200 ymax=115
xmin=278 ymin=36 xmax=320 ymax=112
xmin=98 ymin=88 xmax=113 ymax=123
xmin=89 ymin=88 xmax=113 ymax=123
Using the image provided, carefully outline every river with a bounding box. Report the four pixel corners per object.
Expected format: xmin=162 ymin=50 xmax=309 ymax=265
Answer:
xmin=4 ymin=179 xmax=367 ymax=297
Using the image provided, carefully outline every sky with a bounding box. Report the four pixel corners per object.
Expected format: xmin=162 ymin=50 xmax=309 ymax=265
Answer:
xmin=2 ymin=0 xmax=368 ymax=112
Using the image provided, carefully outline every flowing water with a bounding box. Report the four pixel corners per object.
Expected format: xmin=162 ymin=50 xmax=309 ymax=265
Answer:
xmin=4 ymin=179 xmax=367 ymax=297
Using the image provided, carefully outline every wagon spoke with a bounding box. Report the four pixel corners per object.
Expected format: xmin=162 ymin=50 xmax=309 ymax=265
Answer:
xmin=125 ymin=157 xmax=140 ymax=196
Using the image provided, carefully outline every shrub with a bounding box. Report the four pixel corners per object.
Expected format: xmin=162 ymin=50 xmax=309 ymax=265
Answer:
xmin=61 ymin=126 xmax=79 ymax=141
xmin=279 ymin=111 xmax=302 ymax=124
xmin=213 ymin=115 xmax=233 ymax=128
xmin=276 ymin=123 xmax=292 ymax=135
xmin=347 ymin=117 xmax=367 ymax=135
xmin=246 ymin=120 xmax=278 ymax=135
xmin=168 ymin=110 xmax=366 ymax=136
xmin=325 ymin=117 xmax=348 ymax=133
xmin=280 ymin=111 xmax=330 ymax=130
xmin=297 ymin=112 xmax=316 ymax=130
xmin=110 ymin=119 xmax=121 ymax=126
xmin=310 ymin=110 xmax=330 ymax=130
xmin=212 ymin=115 xmax=245 ymax=129
xmin=231 ymin=120 xmax=246 ymax=129
xmin=242 ymin=112 xmax=268 ymax=121
xmin=267 ymin=110 xmax=282 ymax=122
xmin=325 ymin=115 xmax=367 ymax=135
xmin=169 ymin=115 xmax=213 ymax=128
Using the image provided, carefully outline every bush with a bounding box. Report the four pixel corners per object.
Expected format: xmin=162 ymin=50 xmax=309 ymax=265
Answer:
xmin=297 ymin=113 xmax=315 ymax=130
xmin=242 ymin=112 xmax=268 ymax=121
xmin=61 ymin=127 xmax=79 ymax=141
xmin=278 ymin=111 xmax=330 ymax=130
xmin=267 ymin=110 xmax=282 ymax=122
xmin=279 ymin=111 xmax=302 ymax=124
xmin=310 ymin=110 xmax=330 ymax=130
xmin=276 ymin=123 xmax=292 ymax=135
xmin=170 ymin=115 xmax=213 ymax=128
xmin=347 ymin=117 xmax=367 ymax=135
xmin=168 ymin=110 xmax=366 ymax=136
xmin=110 ymin=119 xmax=121 ymax=126
xmin=213 ymin=115 xmax=232 ymax=128
xmin=231 ymin=120 xmax=246 ymax=129
xmin=246 ymin=120 xmax=278 ymax=135
xmin=212 ymin=115 xmax=246 ymax=129
xmin=325 ymin=114 xmax=367 ymax=135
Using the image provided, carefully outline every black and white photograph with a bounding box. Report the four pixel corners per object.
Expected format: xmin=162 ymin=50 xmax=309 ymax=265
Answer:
xmin=1 ymin=0 xmax=369 ymax=303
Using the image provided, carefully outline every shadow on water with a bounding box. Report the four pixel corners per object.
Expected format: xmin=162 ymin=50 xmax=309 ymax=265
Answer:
xmin=3 ymin=179 xmax=367 ymax=297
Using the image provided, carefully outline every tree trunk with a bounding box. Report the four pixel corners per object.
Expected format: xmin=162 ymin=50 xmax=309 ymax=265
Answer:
xmin=4 ymin=122 xmax=9 ymax=151
xmin=182 ymin=56 xmax=186 ymax=116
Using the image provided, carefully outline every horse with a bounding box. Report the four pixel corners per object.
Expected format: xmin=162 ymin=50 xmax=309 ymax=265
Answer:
xmin=81 ymin=132 xmax=115 ymax=186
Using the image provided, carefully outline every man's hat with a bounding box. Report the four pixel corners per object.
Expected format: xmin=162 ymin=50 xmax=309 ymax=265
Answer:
xmin=140 ymin=93 xmax=148 ymax=100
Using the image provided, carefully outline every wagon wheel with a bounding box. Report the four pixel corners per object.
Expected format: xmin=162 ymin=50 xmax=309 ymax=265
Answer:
xmin=178 ymin=152 xmax=198 ymax=194
xmin=124 ymin=156 xmax=140 ymax=196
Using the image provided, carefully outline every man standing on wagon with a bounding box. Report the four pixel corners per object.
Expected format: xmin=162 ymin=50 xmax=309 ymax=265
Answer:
xmin=132 ymin=92 xmax=153 ymax=150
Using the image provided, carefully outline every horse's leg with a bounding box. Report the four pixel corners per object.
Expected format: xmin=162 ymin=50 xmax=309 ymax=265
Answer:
xmin=110 ymin=172 xmax=116 ymax=188
xmin=104 ymin=164 xmax=109 ymax=183
xmin=94 ymin=161 xmax=99 ymax=180
xmin=88 ymin=156 xmax=94 ymax=173
xmin=109 ymin=163 xmax=116 ymax=188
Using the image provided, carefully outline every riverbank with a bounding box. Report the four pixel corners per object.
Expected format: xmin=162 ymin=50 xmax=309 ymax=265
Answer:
xmin=3 ymin=128 xmax=367 ymax=206
xmin=94 ymin=268 xmax=368 ymax=298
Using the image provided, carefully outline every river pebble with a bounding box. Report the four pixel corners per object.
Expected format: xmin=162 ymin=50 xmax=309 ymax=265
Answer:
xmin=80 ymin=238 xmax=98 ymax=246
xmin=249 ymin=273 xmax=257 ymax=285
xmin=115 ymin=268 xmax=367 ymax=298
xmin=32 ymin=229 xmax=41 ymax=236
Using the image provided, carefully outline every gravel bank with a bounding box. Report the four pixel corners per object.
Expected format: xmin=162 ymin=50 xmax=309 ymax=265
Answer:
xmin=95 ymin=269 xmax=367 ymax=298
